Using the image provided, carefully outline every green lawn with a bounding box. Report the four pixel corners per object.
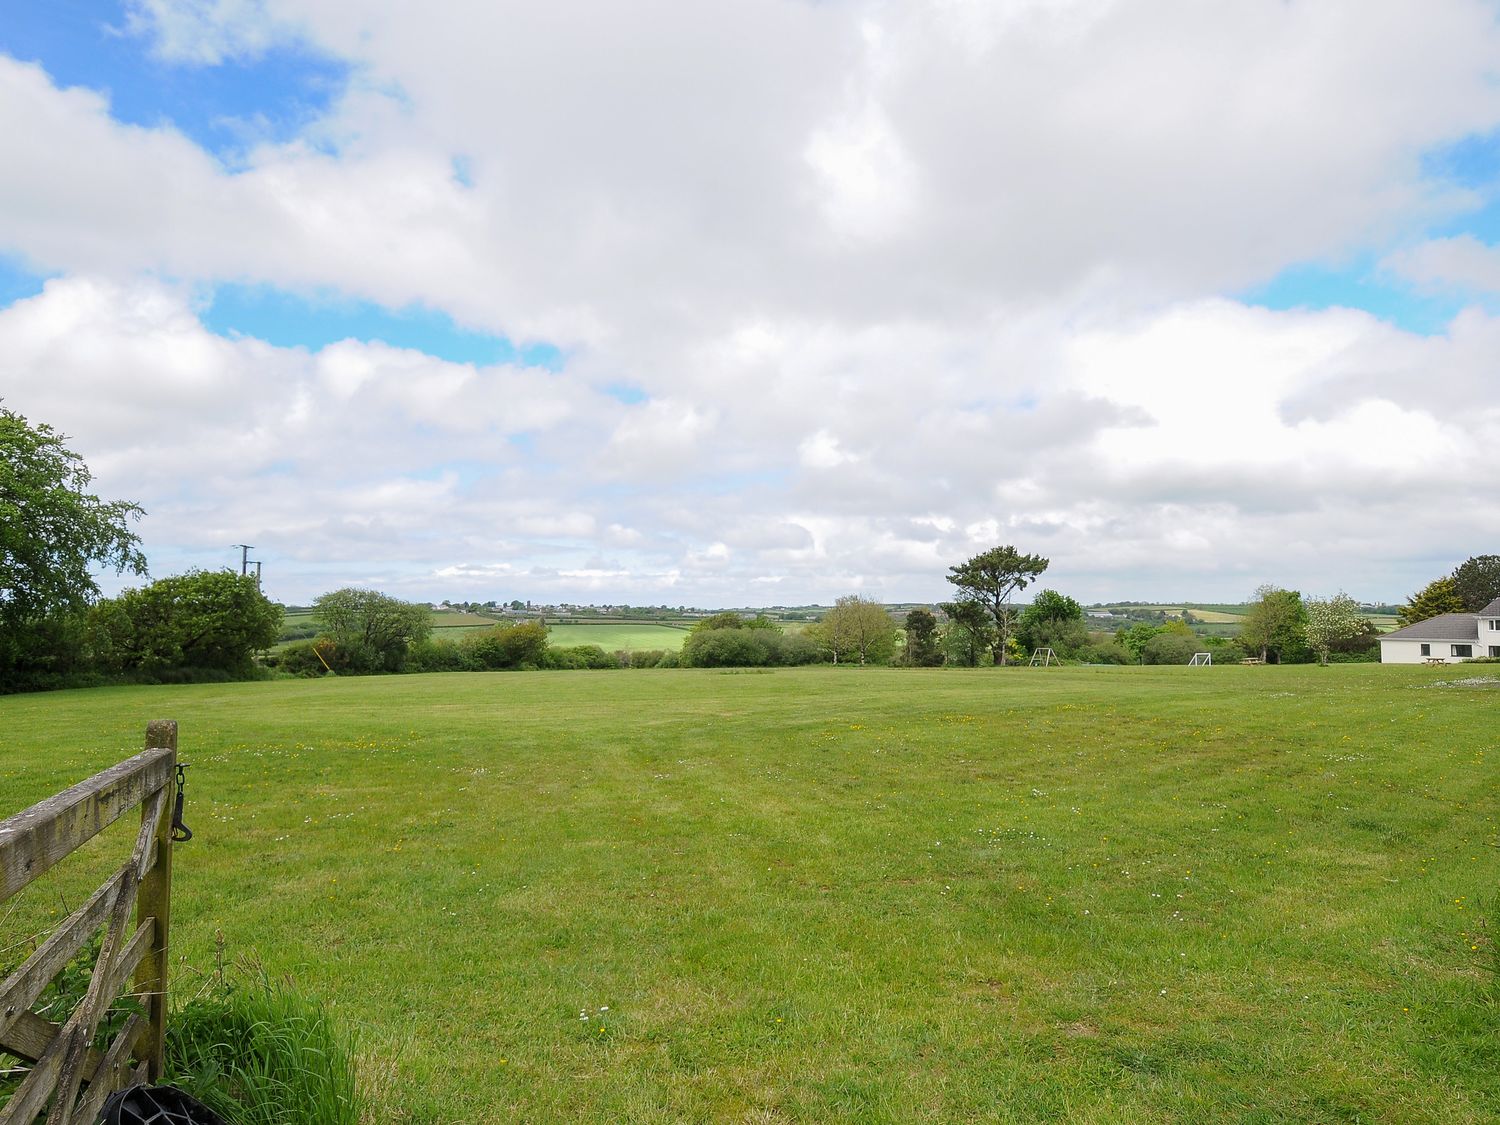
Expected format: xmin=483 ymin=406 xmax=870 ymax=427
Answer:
xmin=2 ymin=666 xmax=1495 ymax=1123
xmin=545 ymin=621 xmax=689 ymax=651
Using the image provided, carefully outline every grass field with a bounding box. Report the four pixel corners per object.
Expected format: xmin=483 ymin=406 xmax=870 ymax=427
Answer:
xmin=545 ymin=622 xmax=690 ymax=652
xmin=2 ymin=667 xmax=1495 ymax=1123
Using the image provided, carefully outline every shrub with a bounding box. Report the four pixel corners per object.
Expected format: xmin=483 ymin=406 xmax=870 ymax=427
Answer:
xmin=544 ymin=644 xmax=617 ymax=670
xmin=266 ymin=641 xmax=330 ymax=678
xmin=1141 ymin=632 xmax=1202 ymax=665
xmin=458 ymin=622 xmax=550 ymax=670
xmin=406 ymin=638 xmax=465 ymax=672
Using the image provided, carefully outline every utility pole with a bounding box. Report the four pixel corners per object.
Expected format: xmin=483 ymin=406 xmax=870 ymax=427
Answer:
xmin=233 ymin=544 xmax=253 ymax=577
xmin=252 ymin=560 xmax=263 ymax=588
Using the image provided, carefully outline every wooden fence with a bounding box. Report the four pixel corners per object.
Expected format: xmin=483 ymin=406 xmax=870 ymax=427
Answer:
xmin=0 ymin=721 xmax=178 ymax=1125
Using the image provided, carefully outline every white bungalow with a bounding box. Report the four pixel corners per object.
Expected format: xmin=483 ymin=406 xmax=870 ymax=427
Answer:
xmin=1379 ymin=597 xmax=1500 ymax=663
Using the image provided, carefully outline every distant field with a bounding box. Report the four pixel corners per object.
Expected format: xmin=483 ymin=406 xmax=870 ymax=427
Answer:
xmin=1095 ymin=604 xmax=1246 ymax=624
xmin=3 ymin=666 xmax=1494 ymax=1123
xmin=545 ymin=621 xmax=689 ymax=651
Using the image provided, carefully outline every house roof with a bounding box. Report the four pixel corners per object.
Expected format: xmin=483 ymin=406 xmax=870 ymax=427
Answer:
xmin=1380 ymin=613 xmax=1479 ymax=642
xmin=1480 ymin=597 xmax=1500 ymax=617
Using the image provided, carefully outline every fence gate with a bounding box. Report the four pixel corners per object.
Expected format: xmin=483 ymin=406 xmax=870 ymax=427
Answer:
xmin=0 ymin=721 xmax=179 ymax=1125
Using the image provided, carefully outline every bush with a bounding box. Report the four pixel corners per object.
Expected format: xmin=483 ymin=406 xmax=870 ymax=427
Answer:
xmin=544 ymin=644 xmax=618 ymax=670
xmin=405 ymin=637 xmax=465 ymax=672
xmin=1141 ymin=633 xmax=1203 ymax=665
xmin=458 ymin=622 xmax=550 ymax=670
xmin=265 ymin=641 xmax=330 ymax=678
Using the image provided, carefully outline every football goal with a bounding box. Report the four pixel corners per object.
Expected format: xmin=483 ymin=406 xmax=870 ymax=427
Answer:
xmin=1188 ymin=652 xmax=1212 ymax=666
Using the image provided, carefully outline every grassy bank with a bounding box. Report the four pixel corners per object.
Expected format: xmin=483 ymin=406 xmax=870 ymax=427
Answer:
xmin=2 ymin=666 xmax=1495 ymax=1122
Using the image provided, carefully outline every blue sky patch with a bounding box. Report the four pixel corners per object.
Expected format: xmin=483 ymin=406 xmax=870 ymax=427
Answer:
xmin=0 ymin=1 xmax=348 ymax=161
xmin=1422 ymin=129 xmax=1500 ymax=190
xmin=0 ymin=256 xmax=51 ymax=308
xmin=604 ymin=384 xmax=648 ymax=405
xmin=203 ymin=283 xmax=564 ymax=368
xmin=1240 ymin=260 xmax=1463 ymax=336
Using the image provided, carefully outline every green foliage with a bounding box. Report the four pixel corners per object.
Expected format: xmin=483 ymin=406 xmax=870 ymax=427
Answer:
xmin=269 ymin=640 xmax=335 ymax=677
xmin=689 ymin=612 xmax=779 ymax=633
xmin=166 ymin=967 xmax=361 ymax=1125
xmin=543 ymin=644 xmax=619 ymax=669
xmin=1303 ymin=592 xmax=1364 ymax=666
xmin=945 ymin=545 xmax=1049 ymax=664
xmin=312 ymin=588 xmax=433 ymax=673
xmin=1017 ymin=589 xmax=1088 ymax=658
xmin=940 ymin=599 xmax=995 ymax=667
xmin=1450 ymin=555 xmax=1500 ymax=612
xmin=1398 ymin=576 xmax=1468 ymax=626
xmin=0 ymin=406 xmax=146 ymax=690
xmin=1116 ymin=622 xmax=1161 ymax=663
xmin=814 ymin=595 xmax=897 ymax=665
xmin=901 ymin=608 xmax=944 ymax=666
xmin=1239 ymin=585 xmax=1309 ymax=663
xmin=88 ymin=570 xmax=281 ymax=679
xmin=458 ymin=621 xmax=550 ymax=670
xmin=1141 ymin=631 xmax=1202 ymax=665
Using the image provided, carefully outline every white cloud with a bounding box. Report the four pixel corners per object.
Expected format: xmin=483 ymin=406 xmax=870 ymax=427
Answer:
xmin=1382 ymin=234 xmax=1500 ymax=294
xmin=4 ymin=2 xmax=1500 ymax=603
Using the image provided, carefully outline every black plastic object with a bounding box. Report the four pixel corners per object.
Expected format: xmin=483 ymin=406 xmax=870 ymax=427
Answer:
xmin=95 ymin=1084 xmax=229 ymax=1125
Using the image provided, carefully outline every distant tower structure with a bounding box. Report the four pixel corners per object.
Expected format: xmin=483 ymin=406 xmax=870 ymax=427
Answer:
xmin=233 ymin=544 xmax=253 ymax=577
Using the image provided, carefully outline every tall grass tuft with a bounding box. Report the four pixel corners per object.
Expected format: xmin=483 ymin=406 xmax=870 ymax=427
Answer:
xmin=166 ymin=953 xmax=362 ymax=1125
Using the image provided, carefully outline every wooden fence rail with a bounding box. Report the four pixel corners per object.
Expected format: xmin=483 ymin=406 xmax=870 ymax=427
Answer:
xmin=0 ymin=721 xmax=178 ymax=1125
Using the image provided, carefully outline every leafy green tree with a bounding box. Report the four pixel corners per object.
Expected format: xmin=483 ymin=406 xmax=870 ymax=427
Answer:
xmin=1397 ymin=576 xmax=1466 ymax=626
xmin=946 ymin=546 xmax=1049 ymax=665
xmin=1017 ymin=589 xmax=1085 ymax=656
xmin=940 ymin=599 xmax=996 ymax=667
xmin=817 ymin=595 xmax=896 ymax=665
xmin=901 ymin=608 xmax=944 ymax=666
xmin=89 ymin=570 xmax=281 ymax=677
xmin=1116 ymin=622 xmax=1162 ymax=663
xmin=312 ymin=588 xmax=433 ymax=673
xmin=1 ymin=406 xmax=146 ymax=688
xmin=1239 ymin=586 xmax=1308 ymax=663
xmin=1450 ymin=555 xmax=1500 ymax=612
xmin=1303 ymin=592 xmax=1364 ymax=666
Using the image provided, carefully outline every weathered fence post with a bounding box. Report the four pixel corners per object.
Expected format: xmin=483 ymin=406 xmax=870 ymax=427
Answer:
xmin=135 ymin=720 xmax=176 ymax=1083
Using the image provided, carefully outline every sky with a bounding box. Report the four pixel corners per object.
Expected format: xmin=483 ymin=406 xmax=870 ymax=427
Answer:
xmin=2 ymin=0 xmax=1499 ymax=609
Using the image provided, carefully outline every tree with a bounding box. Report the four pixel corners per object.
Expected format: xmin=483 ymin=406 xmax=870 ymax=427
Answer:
xmin=902 ymin=608 xmax=944 ymax=666
xmin=1239 ymin=585 xmax=1308 ymax=664
xmin=1016 ymin=589 xmax=1086 ymax=657
xmin=1 ymin=406 xmax=146 ymax=688
xmin=1116 ymin=622 xmax=1162 ymax=663
xmin=1303 ymin=592 xmax=1364 ymax=666
xmin=1451 ymin=555 xmax=1500 ymax=612
xmin=89 ymin=570 xmax=281 ymax=677
xmin=818 ymin=595 xmax=896 ymax=665
xmin=946 ymin=546 xmax=1049 ymax=665
xmin=1397 ymin=576 xmax=1466 ymax=626
xmin=940 ymin=599 xmax=996 ymax=667
xmin=312 ymin=588 xmax=433 ymax=673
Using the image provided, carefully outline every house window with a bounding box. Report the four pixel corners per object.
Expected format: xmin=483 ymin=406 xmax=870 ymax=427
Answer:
xmin=1420 ymin=643 xmax=1430 ymax=656
xmin=1451 ymin=644 xmax=1473 ymax=658
xmin=1491 ymin=646 xmax=1500 ymax=658
xmin=1490 ymin=619 xmax=1499 ymax=630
